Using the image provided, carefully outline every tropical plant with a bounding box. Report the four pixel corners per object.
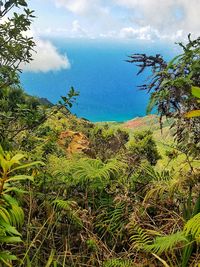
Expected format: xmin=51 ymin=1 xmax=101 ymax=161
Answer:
xmin=89 ymin=125 xmax=129 ymax=161
xmin=185 ymin=86 xmax=200 ymax=118
xmin=129 ymin=212 xmax=200 ymax=267
xmin=127 ymin=130 xmax=161 ymax=165
xmin=127 ymin=35 xmax=200 ymax=156
xmin=0 ymin=146 xmax=42 ymax=265
xmin=0 ymin=0 xmax=35 ymax=88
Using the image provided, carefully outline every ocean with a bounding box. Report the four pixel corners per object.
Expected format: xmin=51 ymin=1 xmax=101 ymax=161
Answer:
xmin=20 ymin=38 xmax=179 ymax=122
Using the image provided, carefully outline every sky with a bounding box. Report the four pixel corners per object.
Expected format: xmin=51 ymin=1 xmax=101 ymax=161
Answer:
xmin=16 ymin=0 xmax=200 ymax=72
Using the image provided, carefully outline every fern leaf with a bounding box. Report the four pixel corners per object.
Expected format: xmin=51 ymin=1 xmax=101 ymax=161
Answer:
xmin=144 ymin=231 xmax=188 ymax=254
xmin=103 ymin=258 xmax=133 ymax=267
xmin=129 ymin=223 xmax=151 ymax=250
xmin=9 ymin=161 xmax=44 ymax=173
xmin=0 ymin=251 xmax=17 ymax=265
xmin=7 ymin=175 xmax=34 ymax=182
xmin=184 ymin=213 xmax=200 ymax=240
xmin=71 ymin=158 xmax=121 ymax=189
xmin=9 ymin=154 xmax=26 ymax=167
xmin=0 ymin=236 xmax=22 ymax=243
xmin=52 ymin=199 xmax=76 ymax=211
xmin=52 ymin=199 xmax=82 ymax=227
xmin=3 ymin=195 xmax=24 ymax=227
xmin=0 ymin=207 xmax=11 ymax=224
xmin=0 ymin=220 xmax=21 ymax=236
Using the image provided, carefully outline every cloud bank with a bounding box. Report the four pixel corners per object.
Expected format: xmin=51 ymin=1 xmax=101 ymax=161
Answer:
xmin=50 ymin=0 xmax=200 ymax=41
xmin=22 ymin=38 xmax=71 ymax=73
xmin=115 ymin=0 xmax=200 ymax=38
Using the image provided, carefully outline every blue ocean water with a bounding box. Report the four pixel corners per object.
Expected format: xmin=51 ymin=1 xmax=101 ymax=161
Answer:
xmin=20 ymin=39 xmax=179 ymax=122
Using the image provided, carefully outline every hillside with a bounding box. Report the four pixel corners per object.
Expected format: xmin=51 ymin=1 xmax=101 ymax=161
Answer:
xmin=0 ymin=3 xmax=199 ymax=265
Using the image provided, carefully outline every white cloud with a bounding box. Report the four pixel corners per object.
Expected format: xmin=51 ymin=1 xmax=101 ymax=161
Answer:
xmin=53 ymin=0 xmax=116 ymax=36
xmin=119 ymin=26 xmax=184 ymax=41
xmin=22 ymin=38 xmax=71 ymax=73
xmin=31 ymin=0 xmax=200 ymax=41
xmin=114 ymin=0 xmax=200 ymax=38
xmin=55 ymin=0 xmax=91 ymax=15
xmin=54 ymin=0 xmax=107 ymax=17
xmin=119 ymin=26 xmax=158 ymax=40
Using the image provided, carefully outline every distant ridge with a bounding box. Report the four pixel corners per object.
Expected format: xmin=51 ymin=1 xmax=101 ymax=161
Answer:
xmin=38 ymin=97 xmax=54 ymax=107
xmin=123 ymin=114 xmax=158 ymax=129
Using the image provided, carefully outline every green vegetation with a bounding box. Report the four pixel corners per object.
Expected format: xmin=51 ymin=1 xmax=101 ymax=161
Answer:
xmin=0 ymin=1 xmax=199 ymax=266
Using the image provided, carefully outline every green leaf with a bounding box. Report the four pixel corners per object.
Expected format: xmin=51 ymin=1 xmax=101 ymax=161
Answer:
xmin=0 ymin=236 xmax=22 ymax=243
xmin=9 ymin=161 xmax=44 ymax=173
xmin=185 ymin=110 xmax=200 ymax=118
xmin=3 ymin=194 xmax=18 ymax=205
xmin=144 ymin=231 xmax=188 ymax=254
xmin=18 ymin=0 xmax=28 ymax=7
xmin=184 ymin=212 xmax=200 ymax=239
xmin=146 ymin=94 xmax=156 ymax=114
xmin=0 ymin=220 xmax=21 ymax=236
xmin=0 ymin=207 xmax=11 ymax=223
xmin=10 ymin=154 xmax=25 ymax=166
xmin=0 ymin=146 xmax=5 ymax=157
xmin=191 ymin=86 xmax=200 ymax=99
xmin=4 ymin=187 xmax=27 ymax=194
xmin=0 ymin=251 xmax=17 ymax=261
xmin=7 ymin=175 xmax=34 ymax=182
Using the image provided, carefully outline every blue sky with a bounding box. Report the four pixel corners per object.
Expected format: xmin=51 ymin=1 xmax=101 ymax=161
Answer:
xmin=18 ymin=0 xmax=200 ymax=72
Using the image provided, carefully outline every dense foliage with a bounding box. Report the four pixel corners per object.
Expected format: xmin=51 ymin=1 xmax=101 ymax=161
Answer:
xmin=0 ymin=0 xmax=35 ymax=88
xmin=0 ymin=1 xmax=199 ymax=266
xmin=127 ymin=35 xmax=200 ymax=157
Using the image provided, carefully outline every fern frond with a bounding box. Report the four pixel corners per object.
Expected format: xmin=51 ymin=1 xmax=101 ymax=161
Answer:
xmin=142 ymin=166 xmax=175 ymax=202
xmin=143 ymin=165 xmax=171 ymax=182
xmin=48 ymin=156 xmax=123 ymax=190
xmin=52 ymin=199 xmax=77 ymax=211
xmin=71 ymin=158 xmax=122 ymax=189
xmin=95 ymin=202 xmax=128 ymax=238
xmin=184 ymin=213 xmax=200 ymax=240
xmin=144 ymin=231 xmax=188 ymax=254
xmin=0 ymin=251 xmax=17 ymax=265
xmin=103 ymin=258 xmax=133 ymax=267
xmin=0 ymin=207 xmax=11 ymax=224
xmin=129 ymin=223 xmax=151 ymax=250
xmin=143 ymin=181 xmax=168 ymax=202
xmin=3 ymin=195 xmax=24 ymax=228
xmin=0 ymin=220 xmax=21 ymax=236
xmin=7 ymin=205 xmax=24 ymax=228
xmin=52 ymin=199 xmax=82 ymax=227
